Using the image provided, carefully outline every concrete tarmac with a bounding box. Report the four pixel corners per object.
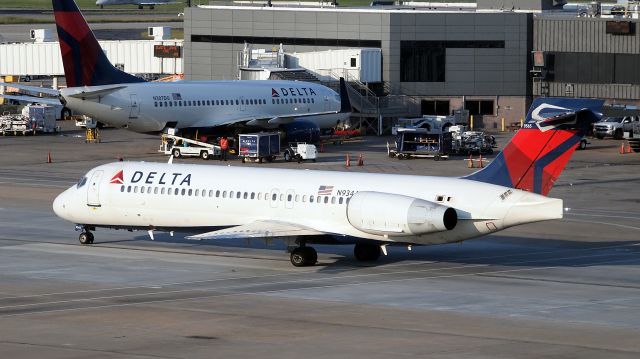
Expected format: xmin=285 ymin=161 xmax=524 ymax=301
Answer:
xmin=0 ymin=122 xmax=639 ymax=358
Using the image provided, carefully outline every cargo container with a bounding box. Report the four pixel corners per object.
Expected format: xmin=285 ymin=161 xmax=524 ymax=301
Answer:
xmin=238 ymin=133 xmax=280 ymax=163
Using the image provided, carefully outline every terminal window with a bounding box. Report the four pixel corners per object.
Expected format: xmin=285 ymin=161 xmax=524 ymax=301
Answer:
xmin=421 ymin=100 xmax=450 ymax=116
xmin=464 ymin=100 xmax=495 ymax=116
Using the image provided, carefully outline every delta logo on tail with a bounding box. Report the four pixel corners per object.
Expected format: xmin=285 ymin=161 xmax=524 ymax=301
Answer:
xmin=466 ymin=98 xmax=604 ymax=196
xmin=110 ymin=170 xmax=124 ymax=184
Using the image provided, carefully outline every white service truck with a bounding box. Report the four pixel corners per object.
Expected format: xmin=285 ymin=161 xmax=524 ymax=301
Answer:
xmin=159 ymin=134 xmax=221 ymax=160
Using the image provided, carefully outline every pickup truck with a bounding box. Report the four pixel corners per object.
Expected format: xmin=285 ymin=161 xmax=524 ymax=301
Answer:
xmin=593 ymin=116 xmax=638 ymax=140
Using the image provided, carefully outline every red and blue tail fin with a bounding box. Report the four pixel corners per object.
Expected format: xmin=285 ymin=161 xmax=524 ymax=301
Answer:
xmin=52 ymin=0 xmax=145 ymax=87
xmin=465 ymin=98 xmax=604 ymax=196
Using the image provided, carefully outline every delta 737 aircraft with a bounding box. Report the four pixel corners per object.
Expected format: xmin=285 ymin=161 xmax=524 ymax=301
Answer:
xmin=53 ymin=98 xmax=604 ymax=267
xmin=0 ymin=0 xmax=350 ymax=134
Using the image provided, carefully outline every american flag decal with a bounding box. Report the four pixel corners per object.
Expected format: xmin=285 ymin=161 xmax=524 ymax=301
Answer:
xmin=317 ymin=185 xmax=334 ymax=196
xmin=172 ymin=93 xmax=182 ymax=101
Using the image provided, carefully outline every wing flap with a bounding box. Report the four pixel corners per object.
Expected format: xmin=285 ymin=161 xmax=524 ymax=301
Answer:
xmin=186 ymin=220 xmax=324 ymax=240
xmin=66 ymin=86 xmax=127 ymax=99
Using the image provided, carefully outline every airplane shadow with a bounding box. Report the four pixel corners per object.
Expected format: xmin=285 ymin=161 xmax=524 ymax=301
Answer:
xmin=111 ymin=232 xmax=640 ymax=272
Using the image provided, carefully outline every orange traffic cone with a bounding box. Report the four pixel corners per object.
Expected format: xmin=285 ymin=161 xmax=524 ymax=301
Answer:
xmin=345 ymin=153 xmax=351 ymax=167
xmin=47 ymin=151 xmax=52 ymax=164
xmin=625 ymin=141 xmax=632 ymax=154
xmin=620 ymin=142 xmax=625 ymax=154
xmin=357 ymin=154 xmax=364 ymax=166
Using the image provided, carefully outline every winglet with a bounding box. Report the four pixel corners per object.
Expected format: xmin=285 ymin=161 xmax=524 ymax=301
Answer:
xmin=339 ymin=77 xmax=352 ymax=114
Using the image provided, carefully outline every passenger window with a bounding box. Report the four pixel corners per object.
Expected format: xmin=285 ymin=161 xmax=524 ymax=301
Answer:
xmin=161 ymin=187 xmax=165 ymax=195
xmin=235 ymin=99 xmax=239 ymax=105
xmin=236 ymin=192 xmax=241 ymax=199
xmin=154 ymin=187 xmax=158 ymax=194
xmin=120 ymin=185 xmax=125 ymax=192
xmin=302 ymin=195 xmax=307 ymax=202
xmin=324 ymin=197 xmax=329 ymax=204
xmin=436 ymin=195 xmax=444 ymax=202
xmin=257 ymin=192 xmax=262 ymax=200
xmin=216 ymin=190 xmax=220 ymax=197
xmin=295 ymin=194 xmax=300 ymax=202
xmin=287 ymin=194 xmax=292 ymax=201
xmin=230 ymin=191 xmax=235 ymax=198
xmin=195 ymin=189 xmax=199 ymax=196
xmin=280 ymin=194 xmax=284 ymax=201
xmin=127 ymin=185 xmax=132 ymax=192
xmin=134 ymin=186 xmax=138 ymax=193
xmin=223 ymin=191 xmax=228 ymax=198
xmin=180 ymin=188 xmax=185 ymax=195
xmin=147 ymin=187 xmax=152 ymax=194
xmin=272 ymin=99 xmax=275 ymax=104
xmin=339 ymin=197 xmax=344 ymax=204
xmin=174 ymin=188 xmax=179 ymax=195
xmin=188 ymin=189 xmax=193 ymax=196
xmin=272 ymin=193 xmax=277 ymax=201
xmin=251 ymin=192 xmax=255 ymax=199
xmin=140 ymin=186 xmax=145 ymax=193
xmin=154 ymin=102 xmax=158 ymax=107
xmin=310 ymin=195 xmax=314 ymax=203
xmin=331 ymin=197 xmax=336 ymax=204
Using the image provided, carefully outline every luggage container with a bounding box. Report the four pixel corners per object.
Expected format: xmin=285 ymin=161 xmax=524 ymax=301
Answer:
xmin=238 ymin=132 xmax=280 ymax=163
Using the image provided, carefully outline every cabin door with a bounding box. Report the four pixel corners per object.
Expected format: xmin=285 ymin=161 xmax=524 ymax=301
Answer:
xmin=87 ymin=170 xmax=104 ymax=207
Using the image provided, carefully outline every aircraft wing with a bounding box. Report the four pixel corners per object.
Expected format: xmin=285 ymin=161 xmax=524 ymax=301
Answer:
xmin=193 ymin=111 xmax=339 ymax=128
xmin=185 ymin=220 xmax=325 ymax=240
xmin=0 ymin=93 xmax=62 ymax=106
xmin=0 ymin=82 xmax=60 ymax=96
xmin=65 ymin=86 xmax=127 ymax=99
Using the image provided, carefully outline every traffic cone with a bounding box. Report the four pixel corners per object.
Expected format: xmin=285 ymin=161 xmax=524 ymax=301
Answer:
xmin=47 ymin=151 xmax=52 ymax=164
xmin=345 ymin=153 xmax=351 ymax=167
xmin=479 ymin=153 xmax=484 ymax=168
xmin=358 ymin=154 xmax=364 ymax=166
xmin=468 ymin=153 xmax=474 ymax=168
xmin=620 ymin=142 xmax=625 ymax=154
xmin=625 ymin=141 xmax=632 ymax=154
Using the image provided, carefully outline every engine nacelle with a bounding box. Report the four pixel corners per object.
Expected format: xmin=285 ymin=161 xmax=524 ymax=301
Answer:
xmin=346 ymin=192 xmax=457 ymax=236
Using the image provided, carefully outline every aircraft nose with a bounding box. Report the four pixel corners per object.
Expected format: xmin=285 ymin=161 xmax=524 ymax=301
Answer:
xmin=53 ymin=191 xmax=68 ymax=219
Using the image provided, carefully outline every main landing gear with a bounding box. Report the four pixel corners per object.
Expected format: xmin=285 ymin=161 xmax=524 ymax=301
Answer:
xmin=77 ymin=226 xmax=94 ymax=245
xmin=289 ymin=245 xmax=317 ymax=267
xmin=353 ymin=243 xmax=381 ymax=262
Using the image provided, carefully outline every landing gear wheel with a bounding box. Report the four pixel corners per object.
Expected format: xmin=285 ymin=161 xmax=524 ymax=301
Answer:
xmin=172 ymin=148 xmax=181 ymax=158
xmin=79 ymin=232 xmax=94 ymax=245
xmin=290 ymin=246 xmax=317 ymax=267
xmin=354 ymin=243 xmax=381 ymax=262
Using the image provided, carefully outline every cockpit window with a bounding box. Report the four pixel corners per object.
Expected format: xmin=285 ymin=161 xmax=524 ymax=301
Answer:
xmin=77 ymin=176 xmax=88 ymax=188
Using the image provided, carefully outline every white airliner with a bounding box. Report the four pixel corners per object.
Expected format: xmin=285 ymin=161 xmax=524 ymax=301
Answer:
xmin=96 ymin=0 xmax=176 ymax=10
xmin=53 ymin=97 xmax=604 ymax=266
xmin=1 ymin=0 xmax=350 ymax=134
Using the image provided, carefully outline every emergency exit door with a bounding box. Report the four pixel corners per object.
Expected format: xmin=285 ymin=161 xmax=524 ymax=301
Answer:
xmin=87 ymin=170 xmax=103 ymax=207
xmin=129 ymin=94 xmax=140 ymax=118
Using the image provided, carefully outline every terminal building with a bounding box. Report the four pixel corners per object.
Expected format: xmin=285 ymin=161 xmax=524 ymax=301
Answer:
xmin=183 ymin=0 xmax=640 ymax=131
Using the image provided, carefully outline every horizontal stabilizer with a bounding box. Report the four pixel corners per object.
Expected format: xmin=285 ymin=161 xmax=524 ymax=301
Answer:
xmin=186 ymin=220 xmax=324 ymax=240
xmin=0 ymin=82 xmax=60 ymax=96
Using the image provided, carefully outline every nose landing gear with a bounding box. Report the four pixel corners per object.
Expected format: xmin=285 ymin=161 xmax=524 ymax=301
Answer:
xmin=76 ymin=225 xmax=95 ymax=245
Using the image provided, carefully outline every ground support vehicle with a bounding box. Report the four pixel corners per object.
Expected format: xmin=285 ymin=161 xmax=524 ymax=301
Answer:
xmin=238 ymin=132 xmax=280 ymax=163
xmin=624 ymin=121 xmax=640 ymax=152
xmin=159 ymin=134 xmax=220 ymax=160
xmin=451 ymin=131 xmax=496 ymax=155
xmin=593 ymin=116 xmax=638 ymax=140
xmin=387 ymin=127 xmax=452 ymax=160
xmin=320 ymin=128 xmax=361 ymax=145
xmin=21 ymin=105 xmax=58 ymax=133
xmin=284 ymin=143 xmax=317 ymax=163
xmin=0 ymin=114 xmax=34 ymax=135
